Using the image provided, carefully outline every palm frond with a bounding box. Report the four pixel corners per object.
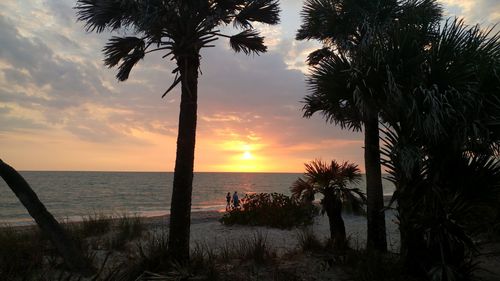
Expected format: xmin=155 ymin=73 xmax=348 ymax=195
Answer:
xmin=290 ymin=177 xmax=315 ymax=201
xmin=229 ymin=29 xmax=266 ymax=55
xmin=398 ymin=0 xmax=442 ymax=32
xmin=103 ymin=36 xmax=145 ymax=68
xmin=337 ymin=161 xmax=362 ymax=184
xmin=116 ymin=48 xmax=145 ymax=81
xmin=75 ymin=0 xmax=139 ymax=33
xmin=296 ymin=0 xmax=339 ymax=42
xmin=341 ymin=188 xmax=367 ymax=215
xmin=306 ymin=47 xmax=334 ymax=65
xmin=304 ymin=159 xmax=332 ymax=186
xmin=303 ymin=54 xmax=363 ymax=131
xmin=234 ymin=0 xmax=280 ymax=28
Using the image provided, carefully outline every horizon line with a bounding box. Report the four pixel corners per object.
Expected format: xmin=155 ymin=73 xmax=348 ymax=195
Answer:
xmin=18 ymin=170 xmax=305 ymax=174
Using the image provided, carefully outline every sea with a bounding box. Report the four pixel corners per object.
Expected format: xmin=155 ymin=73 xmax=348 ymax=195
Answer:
xmin=0 ymin=172 xmax=395 ymax=225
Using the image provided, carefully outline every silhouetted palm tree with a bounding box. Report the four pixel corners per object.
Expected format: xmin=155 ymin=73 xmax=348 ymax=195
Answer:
xmin=0 ymin=159 xmax=93 ymax=276
xmin=75 ymin=0 xmax=280 ymax=262
xmin=296 ymin=0 xmax=442 ymax=252
xmin=291 ymin=159 xmax=365 ymax=250
xmin=380 ymin=19 xmax=500 ymax=279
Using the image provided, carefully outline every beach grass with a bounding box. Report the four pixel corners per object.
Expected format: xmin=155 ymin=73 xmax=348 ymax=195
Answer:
xmin=0 ymin=225 xmax=45 ymax=280
xmin=105 ymin=214 xmax=144 ymax=251
xmin=81 ymin=212 xmax=112 ymax=237
xmin=296 ymin=227 xmax=324 ymax=252
xmin=2 ymin=210 xmax=499 ymax=281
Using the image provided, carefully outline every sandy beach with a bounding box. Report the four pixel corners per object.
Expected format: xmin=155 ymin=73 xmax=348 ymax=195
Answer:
xmin=143 ymin=209 xmax=401 ymax=254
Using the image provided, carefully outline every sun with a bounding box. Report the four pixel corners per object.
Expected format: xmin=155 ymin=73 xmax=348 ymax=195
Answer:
xmin=242 ymin=150 xmax=253 ymax=160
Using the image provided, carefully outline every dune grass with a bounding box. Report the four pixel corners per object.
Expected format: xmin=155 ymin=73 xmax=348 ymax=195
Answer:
xmin=0 ymin=212 xmax=147 ymax=280
xmin=81 ymin=212 xmax=112 ymax=237
xmin=0 ymin=225 xmax=45 ymax=280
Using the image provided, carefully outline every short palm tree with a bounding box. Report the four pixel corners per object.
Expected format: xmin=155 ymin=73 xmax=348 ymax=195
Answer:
xmin=75 ymin=0 xmax=280 ymax=262
xmin=296 ymin=0 xmax=442 ymax=252
xmin=291 ymin=159 xmax=365 ymax=250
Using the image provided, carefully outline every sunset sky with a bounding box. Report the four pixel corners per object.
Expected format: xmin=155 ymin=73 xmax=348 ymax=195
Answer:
xmin=1 ymin=0 xmax=499 ymax=172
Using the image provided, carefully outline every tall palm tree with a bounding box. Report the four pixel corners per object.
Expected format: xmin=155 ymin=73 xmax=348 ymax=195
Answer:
xmin=0 ymin=159 xmax=93 ymax=276
xmin=291 ymin=159 xmax=365 ymax=250
xmin=75 ymin=0 xmax=280 ymax=262
xmin=296 ymin=0 xmax=442 ymax=252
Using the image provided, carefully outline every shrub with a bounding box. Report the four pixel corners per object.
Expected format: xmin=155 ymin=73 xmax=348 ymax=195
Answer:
xmin=219 ymin=193 xmax=318 ymax=229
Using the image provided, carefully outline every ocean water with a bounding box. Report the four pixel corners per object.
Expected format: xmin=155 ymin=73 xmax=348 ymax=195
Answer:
xmin=0 ymin=172 xmax=395 ymax=225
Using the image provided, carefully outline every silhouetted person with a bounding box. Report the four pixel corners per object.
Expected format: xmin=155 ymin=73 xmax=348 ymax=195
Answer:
xmin=232 ymin=191 xmax=240 ymax=209
xmin=226 ymin=192 xmax=231 ymax=210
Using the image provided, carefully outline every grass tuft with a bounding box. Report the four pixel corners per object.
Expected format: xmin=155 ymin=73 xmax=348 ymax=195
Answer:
xmin=296 ymin=228 xmax=323 ymax=252
xmin=81 ymin=212 xmax=112 ymax=237
xmin=105 ymin=213 xmax=144 ymax=251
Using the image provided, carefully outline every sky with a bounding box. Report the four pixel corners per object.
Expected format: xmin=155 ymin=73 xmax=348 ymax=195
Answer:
xmin=0 ymin=0 xmax=499 ymax=173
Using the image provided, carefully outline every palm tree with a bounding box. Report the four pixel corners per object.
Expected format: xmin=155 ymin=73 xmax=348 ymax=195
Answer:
xmin=75 ymin=0 xmax=280 ymax=262
xmin=291 ymin=159 xmax=365 ymax=250
xmin=0 ymin=159 xmax=93 ymax=276
xmin=380 ymin=19 xmax=500 ymax=278
xmin=296 ymin=0 xmax=442 ymax=252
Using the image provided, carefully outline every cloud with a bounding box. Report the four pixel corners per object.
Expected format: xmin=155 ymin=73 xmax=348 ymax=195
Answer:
xmin=0 ymin=0 xmax=443 ymax=171
xmin=440 ymin=0 xmax=500 ymax=28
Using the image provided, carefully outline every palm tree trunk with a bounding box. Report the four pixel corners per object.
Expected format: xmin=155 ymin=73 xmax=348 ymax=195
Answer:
xmin=0 ymin=159 xmax=93 ymax=276
xmin=168 ymin=53 xmax=200 ymax=262
xmin=324 ymin=192 xmax=346 ymax=250
xmin=364 ymin=110 xmax=387 ymax=252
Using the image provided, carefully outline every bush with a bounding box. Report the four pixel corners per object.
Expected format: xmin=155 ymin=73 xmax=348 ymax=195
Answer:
xmin=219 ymin=193 xmax=318 ymax=229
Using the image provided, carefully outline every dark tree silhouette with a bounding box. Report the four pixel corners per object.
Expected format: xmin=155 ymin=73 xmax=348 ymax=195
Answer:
xmin=291 ymin=159 xmax=365 ymax=250
xmin=296 ymin=0 xmax=442 ymax=252
xmin=0 ymin=159 xmax=93 ymax=276
xmin=380 ymin=20 xmax=500 ymax=278
xmin=75 ymin=0 xmax=280 ymax=262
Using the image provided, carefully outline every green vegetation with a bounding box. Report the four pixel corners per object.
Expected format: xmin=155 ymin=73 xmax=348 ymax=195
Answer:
xmin=219 ymin=193 xmax=318 ymax=229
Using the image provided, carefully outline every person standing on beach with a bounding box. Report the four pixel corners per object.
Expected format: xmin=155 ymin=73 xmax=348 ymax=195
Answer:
xmin=226 ymin=192 xmax=231 ymax=210
xmin=232 ymin=191 xmax=240 ymax=209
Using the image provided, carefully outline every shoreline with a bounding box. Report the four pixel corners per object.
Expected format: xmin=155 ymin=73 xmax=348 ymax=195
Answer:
xmin=1 ymin=195 xmax=394 ymax=226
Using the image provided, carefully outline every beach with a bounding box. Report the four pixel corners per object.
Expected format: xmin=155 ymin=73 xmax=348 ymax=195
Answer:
xmin=3 ymin=206 xmax=500 ymax=280
xmin=143 ymin=209 xmax=401 ymax=254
